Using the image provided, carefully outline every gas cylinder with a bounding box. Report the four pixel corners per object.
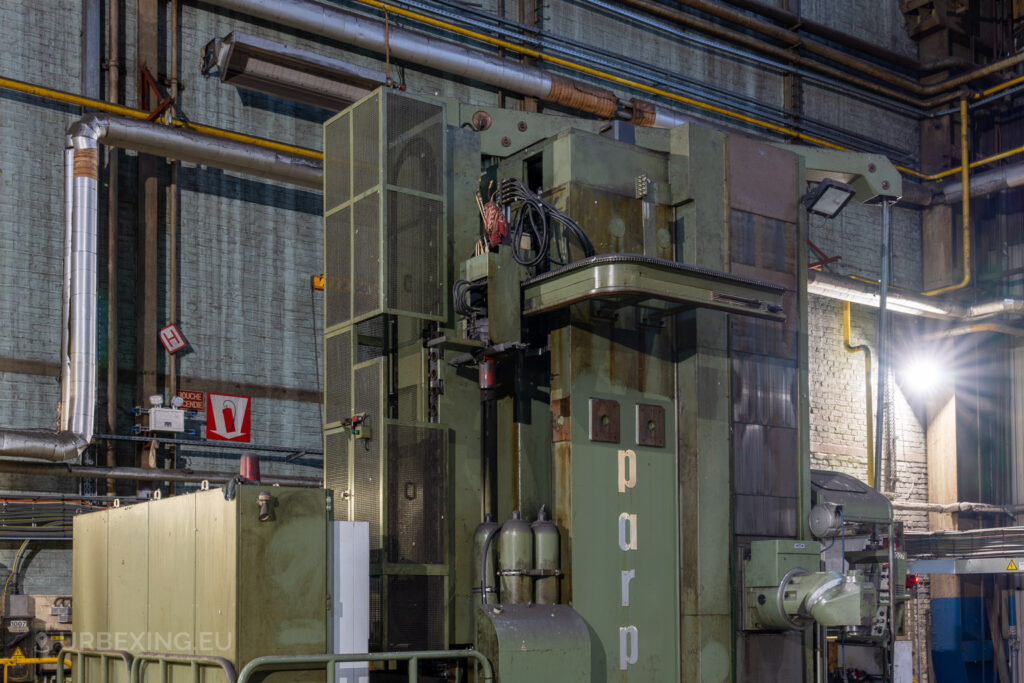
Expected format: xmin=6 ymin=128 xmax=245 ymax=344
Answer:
xmin=532 ymin=504 xmax=560 ymax=604
xmin=473 ymin=514 xmax=500 ymax=604
xmin=498 ymin=510 xmax=533 ymax=604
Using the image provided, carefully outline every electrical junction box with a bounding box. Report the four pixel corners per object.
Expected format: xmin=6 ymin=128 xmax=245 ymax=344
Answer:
xmin=148 ymin=407 xmax=185 ymax=432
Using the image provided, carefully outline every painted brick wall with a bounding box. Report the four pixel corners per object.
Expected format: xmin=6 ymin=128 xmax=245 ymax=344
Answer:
xmin=809 ymin=294 xmax=931 ymax=682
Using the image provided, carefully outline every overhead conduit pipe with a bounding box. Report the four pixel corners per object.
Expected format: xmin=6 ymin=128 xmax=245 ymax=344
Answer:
xmin=0 ymin=115 xmax=322 ymax=462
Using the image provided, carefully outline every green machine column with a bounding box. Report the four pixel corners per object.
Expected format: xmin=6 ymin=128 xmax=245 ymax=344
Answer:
xmin=550 ymin=314 xmax=680 ymax=681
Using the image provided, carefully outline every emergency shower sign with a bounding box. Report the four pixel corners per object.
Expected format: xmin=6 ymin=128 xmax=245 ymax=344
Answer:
xmin=206 ymin=393 xmax=251 ymax=442
xmin=158 ymin=323 xmax=188 ymax=354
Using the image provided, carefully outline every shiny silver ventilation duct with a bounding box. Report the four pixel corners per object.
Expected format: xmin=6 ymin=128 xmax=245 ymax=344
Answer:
xmin=0 ymin=115 xmax=323 ymax=461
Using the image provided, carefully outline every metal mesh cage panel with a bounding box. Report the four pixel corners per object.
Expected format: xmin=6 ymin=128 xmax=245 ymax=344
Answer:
xmin=353 ymin=360 xmax=384 ymax=554
xmin=352 ymin=93 xmax=380 ymax=198
xmin=387 ymin=191 xmax=443 ymax=317
xmin=386 ymin=575 xmax=445 ymax=651
xmin=357 ymin=317 xmax=385 ymax=363
xmin=324 ymin=111 xmax=350 ymax=208
xmin=352 ymin=193 xmax=381 ymax=319
xmin=387 ymin=425 xmax=447 ymax=564
xmin=324 ymin=329 xmax=351 ymax=426
xmin=369 ymin=575 xmax=383 ymax=651
xmin=396 ymin=386 xmax=418 ymax=421
xmin=324 ymin=431 xmax=350 ymax=521
xmin=386 ymin=95 xmax=443 ymax=196
xmin=325 ymin=207 xmax=351 ymax=328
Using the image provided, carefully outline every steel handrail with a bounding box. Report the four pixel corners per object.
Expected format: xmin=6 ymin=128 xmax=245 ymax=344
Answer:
xmin=131 ymin=653 xmax=236 ymax=683
xmin=57 ymin=647 xmax=133 ymax=683
xmin=237 ymin=651 xmax=494 ymax=683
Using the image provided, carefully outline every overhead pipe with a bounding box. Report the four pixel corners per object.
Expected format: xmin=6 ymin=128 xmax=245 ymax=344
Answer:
xmin=623 ymin=0 xmax=1024 ymax=100
xmin=842 ymin=302 xmax=874 ymax=487
xmin=0 ymin=460 xmax=320 ymax=487
xmin=204 ymin=0 xmax=626 ymax=121
xmin=924 ymin=99 xmax=971 ymax=296
xmin=716 ymin=0 xmax=976 ymax=76
xmin=942 ymin=161 xmax=1024 ymax=202
xmin=0 ymin=115 xmax=322 ymax=461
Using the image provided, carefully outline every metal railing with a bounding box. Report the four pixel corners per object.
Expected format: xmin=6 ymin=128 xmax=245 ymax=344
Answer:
xmin=57 ymin=647 xmax=133 ymax=683
xmin=237 ymin=651 xmax=494 ymax=683
xmin=131 ymin=653 xmax=236 ymax=683
xmin=1 ymin=656 xmax=67 ymax=683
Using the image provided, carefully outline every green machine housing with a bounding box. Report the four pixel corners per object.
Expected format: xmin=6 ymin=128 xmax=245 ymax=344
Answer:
xmin=72 ymin=485 xmax=330 ymax=683
xmin=322 ymin=87 xmax=902 ymax=682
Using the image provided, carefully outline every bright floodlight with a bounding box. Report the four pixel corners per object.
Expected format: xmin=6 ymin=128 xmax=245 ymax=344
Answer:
xmin=802 ymin=178 xmax=856 ymax=218
xmin=902 ymin=357 xmax=945 ymax=395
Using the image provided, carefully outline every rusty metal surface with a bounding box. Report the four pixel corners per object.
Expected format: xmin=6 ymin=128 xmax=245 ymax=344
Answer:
xmin=727 ymin=136 xmax=798 ymax=224
xmin=733 ymin=424 xmax=798 ymax=497
xmin=636 ymin=403 xmax=665 ymax=447
xmin=588 ymin=398 xmax=620 ymax=443
xmin=731 ymin=353 xmax=798 ymax=428
xmin=734 ymin=495 xmax=798 ymax=536
xmin=729 ymin=211 xmax=797 ymax=289
xmin=731 ymin=290 xmax=798 ymax=358
xmin=551 ymin=398 xmax=571 ymax=443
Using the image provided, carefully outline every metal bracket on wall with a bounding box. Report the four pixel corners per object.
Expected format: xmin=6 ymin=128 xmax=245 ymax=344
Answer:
xmin=589 ymin=398 xmax=620 ymax=443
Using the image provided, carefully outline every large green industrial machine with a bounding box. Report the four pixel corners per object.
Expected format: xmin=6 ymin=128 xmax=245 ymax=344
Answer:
xmin=321 ymin=88 xmax=906 ymax=682
xmin=66 ymin=87 xmax=908 ymax=683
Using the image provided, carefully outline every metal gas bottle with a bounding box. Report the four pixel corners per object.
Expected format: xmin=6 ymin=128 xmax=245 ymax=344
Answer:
xmin=532 ymin=504 xmax=560 ymax=604
xmin=498 ymin=510 xmax=534 ymax=604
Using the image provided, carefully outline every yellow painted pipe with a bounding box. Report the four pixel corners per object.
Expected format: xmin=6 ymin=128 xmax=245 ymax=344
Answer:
xmin=924 ymin=99 xmax=971 ymax=296
xmin=347 ymin=1 xmax=1024 ymax=179
xmin=0 ymin=76 xmax=322 ymax=160
xmin=843 ymin=301 xmax=875 ymax=486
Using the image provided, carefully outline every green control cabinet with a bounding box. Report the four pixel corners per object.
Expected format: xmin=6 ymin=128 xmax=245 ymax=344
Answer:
xmin=72 ymin=485 xmax=330 ymax=683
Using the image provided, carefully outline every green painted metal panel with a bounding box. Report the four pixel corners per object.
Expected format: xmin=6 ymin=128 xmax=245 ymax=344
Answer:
xmin=147 ymin=494 xmax=197 ymax=683
xmin=569 ymin=391 xmax=679 ymax=682
xmin=235 ymin=487 xmax=329 ymax=683
xmin=71 ymin=510 xmax=112 ymax=683
xmin=194 ymin=487 xmax=237 ymax=679
xmin=72 ymin=487 xmax=328 ymax=683
xmin=106 ymin=503 xmax=149 ymax=650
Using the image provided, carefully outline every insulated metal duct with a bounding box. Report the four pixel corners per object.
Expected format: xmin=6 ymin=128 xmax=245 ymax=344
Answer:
xmin=201 ymin=31 xmax=387 ymax=111
xmin=943 ymin=161 xmax=1024 ymax=202
xmin=0 ymin=115 xmax=323 ymax=461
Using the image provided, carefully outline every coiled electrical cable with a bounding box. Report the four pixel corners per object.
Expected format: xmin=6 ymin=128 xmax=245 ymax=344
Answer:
xmin=498 ymin=178 xmax=595 ymax=267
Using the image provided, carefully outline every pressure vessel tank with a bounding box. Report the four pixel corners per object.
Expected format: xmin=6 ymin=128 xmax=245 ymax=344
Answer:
xmin=532 ymin=504 xmax=560 ymax=604
xmin=498 ymin=510 xmax=533 ymax=604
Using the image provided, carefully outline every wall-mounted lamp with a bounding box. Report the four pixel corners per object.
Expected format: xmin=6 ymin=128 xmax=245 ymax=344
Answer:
xmin=802 ymin=178 xmax=856 ymax=218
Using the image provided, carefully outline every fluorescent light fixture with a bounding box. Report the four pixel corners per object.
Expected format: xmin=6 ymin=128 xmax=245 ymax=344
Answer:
xmin=807 ymin=272 xmax=952 ymax=318
xmin=802 ymin=178 xmax=856 ymax=218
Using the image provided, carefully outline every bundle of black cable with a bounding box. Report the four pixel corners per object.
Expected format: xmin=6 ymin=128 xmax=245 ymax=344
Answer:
xmin=497 ymin=178 xmax=596 ymax=268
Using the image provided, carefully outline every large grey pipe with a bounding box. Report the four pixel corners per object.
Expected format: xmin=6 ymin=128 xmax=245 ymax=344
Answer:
xmin=204 ymin=0 xmax=669 ymax=124
xmin=0 ymin=115 xmax=322 ymax=461
xmin=943 ymin=162 xmax=1024 ymax=202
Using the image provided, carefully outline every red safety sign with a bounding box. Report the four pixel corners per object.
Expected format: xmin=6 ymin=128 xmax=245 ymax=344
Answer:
xmin=206 ymin=393 xmax=251 ymax=442
xmin=178 ymin=390 xmax=205 ymax=411
xmin=159 ymin=323 xmax=188 ymax=354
